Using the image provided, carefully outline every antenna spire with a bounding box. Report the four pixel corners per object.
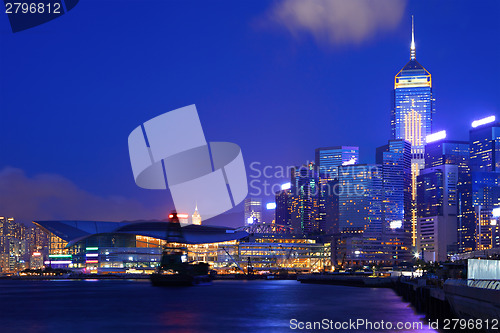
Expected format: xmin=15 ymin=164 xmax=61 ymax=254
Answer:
xmin=410 ymin=15 xmax=416 ymax=60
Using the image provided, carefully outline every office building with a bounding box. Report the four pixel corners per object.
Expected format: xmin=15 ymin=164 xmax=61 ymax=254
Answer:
xmin=392 ymin=18 xmax=435 ymax=246
xmin=337 ymin=164 xmax=385 ymax=262
xmin=244 ymin=197 xmax=262 ymax=225
xmin=377 ymin=140 xmax=412 ymax=262
xmin=315 ymin=146 xmax=359 ymax=181
xmin=315 ymin=146 xmax=359 ymax=235
xmin=417 ymin=164 xmax=459 ymax=261
xmin=290 ymin=163 xmax=320 ymax=235
xmin=275 ymin=188 xmax=292 ymax=228
xmin=424 ymin=140 xmax=474 ymax=252
xmin=469 ymin=117 xmax=500 ymax=250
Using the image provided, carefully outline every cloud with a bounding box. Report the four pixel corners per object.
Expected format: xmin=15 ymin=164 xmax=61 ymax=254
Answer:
xmin=261 ymin=0 xmax=407 ymax=46
xmin=0 ymin=167 xmax=159 ymax=223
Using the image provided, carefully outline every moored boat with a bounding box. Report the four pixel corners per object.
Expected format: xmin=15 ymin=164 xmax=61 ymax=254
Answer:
xmin=150 ymin=212 xmax=211 ymax=287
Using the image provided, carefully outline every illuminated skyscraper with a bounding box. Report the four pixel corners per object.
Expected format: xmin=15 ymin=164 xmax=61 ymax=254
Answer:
xmin=469 ymin=116 xmax=500 ymax=250
xmin=191 ymin=205 xmax=202 ymax=225
xmin=315 ymin=146 xmax=359 ymax=181
xmin=377 ymin=140 xmax=412 ymax=261
xmin=417 ymin=164 xmax=459 ymax=261
xmin=315 ymin=146 xmax=359 ymax=234
xmin=424 ymin=139 xmax=474 ymax=252
xmin=337 ymin=164 xmax=384 ymax=263
xmin=392 ymin=17 xmax=435 ymax=246
xmin=290 ymin=163 xmax=320 ymax=234
xmin=470 ymin=116 xmax=500 ymax=173
xmin=244 ymin=198 xmax=262 ymax=225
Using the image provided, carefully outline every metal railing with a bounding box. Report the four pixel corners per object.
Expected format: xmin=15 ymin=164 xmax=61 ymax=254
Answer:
xmin=445 ymin=278 xmax=500 ymax=290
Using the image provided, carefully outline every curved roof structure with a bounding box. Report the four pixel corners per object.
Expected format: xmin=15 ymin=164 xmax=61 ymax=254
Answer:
xmin=33 ymin=220 xmax=249 ymax=248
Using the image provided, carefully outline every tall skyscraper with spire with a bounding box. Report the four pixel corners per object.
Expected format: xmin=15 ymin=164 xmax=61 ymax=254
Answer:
xmin=392 ymin=17 xmax=435 ymax=246
xmin=192 ymin=205 xmax=202 ymax=225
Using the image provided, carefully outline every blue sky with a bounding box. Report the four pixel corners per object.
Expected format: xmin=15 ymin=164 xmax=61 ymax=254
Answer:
xmin=1 ymin=0 xmax=499 ymax=224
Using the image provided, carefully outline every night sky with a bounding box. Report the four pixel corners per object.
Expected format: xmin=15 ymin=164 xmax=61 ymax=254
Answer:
xmin=1 ymin=0 xmax=499 ymax=225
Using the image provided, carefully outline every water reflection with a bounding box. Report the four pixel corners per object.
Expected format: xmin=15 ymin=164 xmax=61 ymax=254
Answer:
xmin=0 ymin=279 xmax=438 ymax=333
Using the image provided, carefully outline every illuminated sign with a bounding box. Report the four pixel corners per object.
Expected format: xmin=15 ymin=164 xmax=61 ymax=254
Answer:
xmin=342 ymin=158 xmax=357 ymax=166
xmin=168 ymin=213 xmax=189 ymax=219
xmin=86 ymin=253 xmax=99 ymax=257
xmin=44 ymin=260 xmax=71 ymax=265
xmin=86 ymin=260 xmax=99 ymax=264
xmin=247 ymin=217 xmax=255 ymax=225
xmin=86 ymin=247 xmax=98 ymax=251
xmin=492 ymin=207 xmax=500 ymax=218
xmin=472 ymin=115 xmax=496 ymax=128
xmin=389 ymin=220 xmax=403 ymax=229
xmin=426 ymin=130 xmax=446 ymax=143
xmin=32 ymin=252 xmax=41 ymax=257
xmin=281 ymin=183 xmax=291 ymax=190
xmin=49 ymin=254 xmax=72 ymax=258
xmin=266 ymin=203 xmax=276 ymax=210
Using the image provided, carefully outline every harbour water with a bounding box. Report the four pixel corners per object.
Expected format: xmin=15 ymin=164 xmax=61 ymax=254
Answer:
xmin=0 ymin=279 xmax=438 ymax=333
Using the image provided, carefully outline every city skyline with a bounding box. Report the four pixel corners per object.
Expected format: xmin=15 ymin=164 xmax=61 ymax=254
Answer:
xmin=1 ymin=3 xmax=499 ymax=332
xmin=1 ymin=1 xmax=499 ymax=225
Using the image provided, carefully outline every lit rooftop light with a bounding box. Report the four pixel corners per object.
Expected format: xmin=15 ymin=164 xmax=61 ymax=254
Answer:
xmin=342 ymin=158 xmax=357 ymax=166
xmin=472 ymin=115 xmax=496 ymax=128
xmin=426 ymin=130 xmax=446 ymax=143
xmin=281 ymin=182 xmax=291 ymax=190
xmin=389 ymin=220 xmax=403 ymax=229
xmin=266 ymin=202 xmax=276 ymax=210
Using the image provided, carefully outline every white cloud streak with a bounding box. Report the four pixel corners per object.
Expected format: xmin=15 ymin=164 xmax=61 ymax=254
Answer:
xmin=263 ymin=0 xmax=408 ymax=46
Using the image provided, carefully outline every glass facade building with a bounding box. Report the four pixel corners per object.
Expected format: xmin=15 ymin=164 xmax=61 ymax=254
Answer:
xmin=392 ymin=61 xmax=434 ymax=161
xmin=470 ymin=122 xmax=500 ymax=172
xmin=392 ymin=23 xmax=435 ymax=247
xmin=377 ymin=140 xmax=412 ymax=261
xmin=416 ymin=164 xmax=459 ymax=261
xmin=338 ymin=164 xmax=383 ymax=235
xmin=469 ymin=121 xmax=500 ymax=250
xmin=472 ymin=172 xmax=500 ymax=250
xmin=290 ymin=163 xmax=320 ymax=235
xmin=33 ymin=220 xmax=331 ymax=274
xmin=275 ymin=188 xmax=292 ymax=228
xmin=244 ymin=197 xmax=262 ymax=225
xmin=424 ymin=140 xmax=474 ymax=252
xmin=377 ymin=140 xmax=412 ymax=232
xmin=315 ymin=146 xmax=359 ymax=235
xmin=315 ymin=146 xmax=359 ymax=181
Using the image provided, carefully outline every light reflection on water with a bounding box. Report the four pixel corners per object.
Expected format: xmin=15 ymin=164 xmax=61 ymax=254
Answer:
xmin=0 ymin=279 xmax=438 ymax=333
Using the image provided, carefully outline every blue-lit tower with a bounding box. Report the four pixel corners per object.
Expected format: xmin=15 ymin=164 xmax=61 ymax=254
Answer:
xmin=377 ymin=140 xmax=412 ymax=262
xmin=392 ymin=17 xmax=435 ymax=246
xmin=470 ymin=117 xmax=500 ymax=250
xmin=315 ymin=146 xmax=359 ymax=234
xmin=425 ymin=140 xmax=474 ymax=252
